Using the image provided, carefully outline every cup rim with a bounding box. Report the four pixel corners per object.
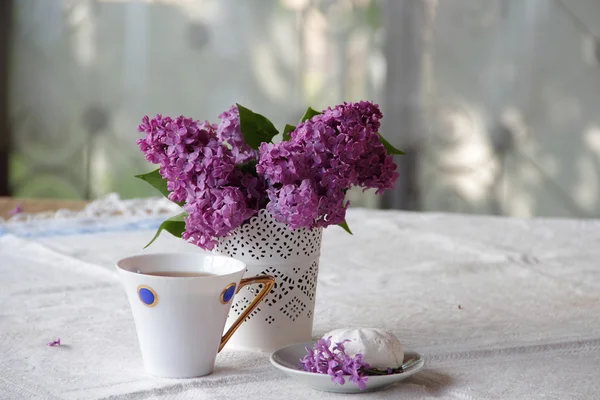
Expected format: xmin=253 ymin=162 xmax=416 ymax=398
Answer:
xmin=116 ymin=252 xmax=246 ymax=279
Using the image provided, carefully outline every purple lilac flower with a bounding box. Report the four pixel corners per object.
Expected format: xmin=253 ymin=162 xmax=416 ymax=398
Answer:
xmin=182 ymin=187 xmax=256 ymax=250
xmin=257 ymin=101 xmax=398 ymax=230
xmin=216 ymin=105 xmax=259 ymax=164
xmin=256 ymin=141 xmax=313 ymax=184
xmin=299 ymin=336 xmax=371 ymax=390
xmin=137 ymin=114 xmax=261 ymax=249
xmin=257 ymin=130 xmax=349 ymax=229
xmin=137 ymin=115 xmax=223 ymax=203
xmin=137 ymin=114 xmax=171 ymax=164
xmin=8 ymin=203 xmax=22 ymax=217
xmin=265 ymin=180 xmax=320 ymax=230
xmin=300 ymin=101 xmax=398 ymax=193
xmin=47 ymin=337 xmax=61 ymax=347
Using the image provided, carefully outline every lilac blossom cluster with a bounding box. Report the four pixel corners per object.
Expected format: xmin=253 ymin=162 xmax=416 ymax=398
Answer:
xmin=257 ymin=101 xmax=399 ymax=229
xmin=137 ymin=114 xmax=261 ymax=249
xmin=137 ymin=101 xmax=399 ymax=249
xmin=299 ymin=337 xmax=371 ymax=390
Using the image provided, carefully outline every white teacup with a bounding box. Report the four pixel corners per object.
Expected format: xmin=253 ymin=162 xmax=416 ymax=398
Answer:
xmin=116 ymin=253 xmax=274 ymax=378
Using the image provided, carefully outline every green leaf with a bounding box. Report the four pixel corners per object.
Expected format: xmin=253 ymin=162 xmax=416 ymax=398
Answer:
xmin=144 ymin=212 xmax=187 ymax=249
xmin=135 ymin=169 xmax=183 ymax=206
xmin=282 ymin=124 xmax=295 ymax=141
xmin=236 ymin=103 xmax=279 ymax=149
xmin=135 ymin=169 xmax=169 ymax=198
xmin=377 ymin=133 xmax=406 ymax=155
xmin=338 ymin=220 xmax=353 ymax=235
xmin=300 ymin=107 xmax=321 ymax=122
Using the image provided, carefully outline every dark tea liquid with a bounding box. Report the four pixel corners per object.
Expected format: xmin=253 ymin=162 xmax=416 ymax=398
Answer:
xmin=142 ymin=271 xmax=216 ymax=277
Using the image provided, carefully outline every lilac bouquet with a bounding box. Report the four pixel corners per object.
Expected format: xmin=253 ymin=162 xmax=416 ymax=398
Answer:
xmin=136 ymin=102 xmax=403 ymax=249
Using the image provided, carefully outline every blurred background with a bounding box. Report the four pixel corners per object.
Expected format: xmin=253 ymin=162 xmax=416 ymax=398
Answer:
xmin=2 ymin=0 xmax=600 ymax=218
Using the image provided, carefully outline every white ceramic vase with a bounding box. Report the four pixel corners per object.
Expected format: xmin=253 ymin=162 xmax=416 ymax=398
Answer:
xmin=214 ymin=209 xmax=322 ymax=352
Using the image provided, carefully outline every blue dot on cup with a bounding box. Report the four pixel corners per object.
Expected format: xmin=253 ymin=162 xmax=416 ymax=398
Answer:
xmin=221 ymin=283 xmax=236 ymax=304
xmin=138 ymin=286 xmax=157 ymax=307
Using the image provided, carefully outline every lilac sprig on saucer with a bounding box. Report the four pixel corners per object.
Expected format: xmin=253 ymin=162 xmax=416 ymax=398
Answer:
xmin=272 ymin=336 xmax=424 ymax=394
xmin=299 ymin=337 xmax=372 ymax=390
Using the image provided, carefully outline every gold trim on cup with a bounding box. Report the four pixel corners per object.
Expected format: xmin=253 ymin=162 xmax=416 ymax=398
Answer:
xmin=218 ymin=275 xmax=275 ymax=352
xmin=220 ymin=282 xmax=237 ymax=304
xmin=137 ymin=285 xmax=158 ymax=307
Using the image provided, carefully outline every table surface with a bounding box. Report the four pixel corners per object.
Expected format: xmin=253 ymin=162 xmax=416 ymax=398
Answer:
xmin=0 ymin=197 xmax=87 ymax=219
xmin=1 ymin=198 xmax=599 ymax=400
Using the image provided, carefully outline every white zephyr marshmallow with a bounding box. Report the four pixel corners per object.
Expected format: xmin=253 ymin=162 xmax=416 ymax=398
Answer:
xmin=323 ymin=328 xmax=404 ymax=369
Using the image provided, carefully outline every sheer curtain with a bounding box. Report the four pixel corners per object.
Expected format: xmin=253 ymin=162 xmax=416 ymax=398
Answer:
xmin=9 ymin=0 xmax=383 ymax=205
xmin=382 ymin=0 xmax=600 ymax=218
xmin=9 ymin=0 xmax=600 ymax=217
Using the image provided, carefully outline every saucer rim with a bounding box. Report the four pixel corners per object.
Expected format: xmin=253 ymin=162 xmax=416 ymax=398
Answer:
xmin=269 ymin=341 xmax=425 ymax=383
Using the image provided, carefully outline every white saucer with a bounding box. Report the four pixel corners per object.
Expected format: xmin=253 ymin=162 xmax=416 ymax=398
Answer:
xmin=270 ymin=341 xmax=425 ymax=393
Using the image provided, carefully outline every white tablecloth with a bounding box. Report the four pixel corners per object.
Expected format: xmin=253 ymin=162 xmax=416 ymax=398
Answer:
xmin=1 ymin=203 xmax=600 ymax=399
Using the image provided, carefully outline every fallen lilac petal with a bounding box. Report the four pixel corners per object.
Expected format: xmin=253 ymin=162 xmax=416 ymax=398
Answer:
xmin=47 ymin=337 xmax=61 ymax=347
xmin=8 ymin=203 xmax=22 ymax=217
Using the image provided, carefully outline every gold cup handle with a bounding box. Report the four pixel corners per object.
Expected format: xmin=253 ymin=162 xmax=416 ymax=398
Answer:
xmin=219 ymin=275 xmax=275 ymax=352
